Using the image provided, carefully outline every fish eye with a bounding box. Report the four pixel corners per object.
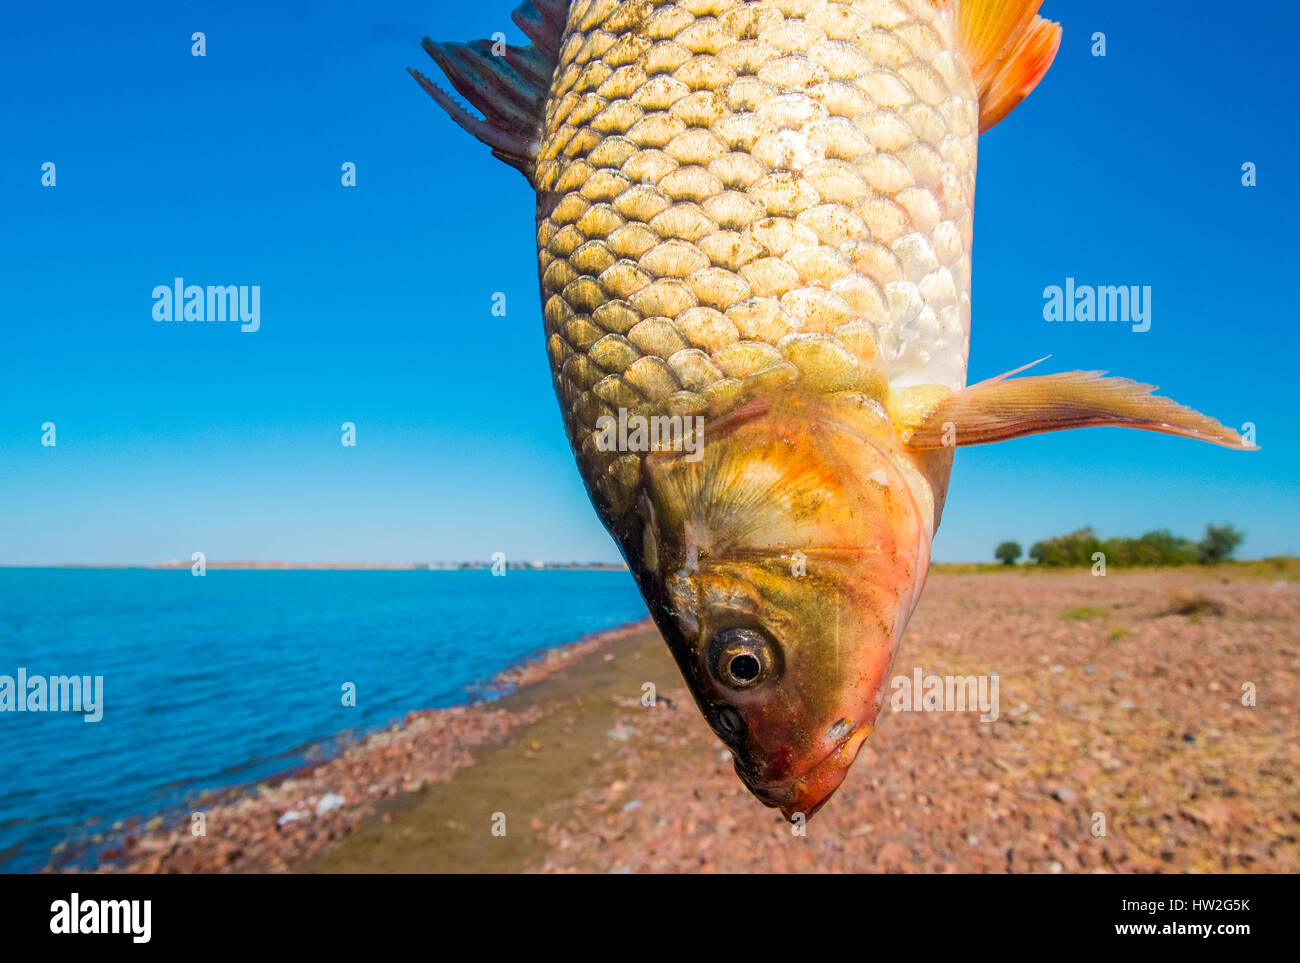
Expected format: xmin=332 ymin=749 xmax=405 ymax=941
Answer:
xmin=709 ymin=627 xmax=779 ymax=690
xmin=729 ymin=653 xmax=761 ymax=682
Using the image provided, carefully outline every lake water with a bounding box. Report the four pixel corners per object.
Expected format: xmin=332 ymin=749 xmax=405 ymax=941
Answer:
xmin=0 ymin=568 xmax=647 ymax=872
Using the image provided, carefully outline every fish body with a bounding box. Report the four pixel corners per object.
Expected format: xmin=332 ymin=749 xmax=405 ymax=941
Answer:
xmin=414 ymin=0 xmax=1251 ymax=819
xmin=534 ymin=0 xmax=977 ymax=482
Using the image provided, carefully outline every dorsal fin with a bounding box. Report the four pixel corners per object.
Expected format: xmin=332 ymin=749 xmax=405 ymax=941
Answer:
xmin=409 ymin=0 xmax=571 ymax=181
xmin=959 ymin=0 xmax=1062 ymax=132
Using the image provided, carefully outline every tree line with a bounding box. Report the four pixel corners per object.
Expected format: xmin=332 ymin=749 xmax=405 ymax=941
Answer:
xmin=995 ymin=525 xmax=1244 ymax=567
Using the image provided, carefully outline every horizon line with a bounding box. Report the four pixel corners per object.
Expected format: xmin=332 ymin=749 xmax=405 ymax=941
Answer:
xmin=0 ymin=555 xmax=1294 ymax=571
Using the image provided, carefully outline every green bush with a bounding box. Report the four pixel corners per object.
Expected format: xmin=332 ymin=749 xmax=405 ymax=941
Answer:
xmin=1029 ymin=528 xmax=1103 ymax=567
xmin=1025 ymin=525 xmax=1244 ymax=568
xmin=994 ymin=541 xmax=1022 ymax=565
xmin=1198 ymin=524 xmax=1244 ymax=564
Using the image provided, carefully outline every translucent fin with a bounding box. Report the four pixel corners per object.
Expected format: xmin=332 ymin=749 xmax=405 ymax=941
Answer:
xmin=906 ymin=369 xmax=1256 ymax=450
xmin=959 ymin=0 xmax=1062 ymax=132
xmin=409 ymin=1 xmax=571 ymax=180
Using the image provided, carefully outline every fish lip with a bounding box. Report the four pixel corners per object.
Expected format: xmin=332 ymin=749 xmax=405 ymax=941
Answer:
xmin=735 ymin=725 xmax=873 ymax=821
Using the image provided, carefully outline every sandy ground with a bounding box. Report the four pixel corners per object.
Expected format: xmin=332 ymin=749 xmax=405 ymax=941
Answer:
xmin=84 ymin=570 xmax=1298 ymax=874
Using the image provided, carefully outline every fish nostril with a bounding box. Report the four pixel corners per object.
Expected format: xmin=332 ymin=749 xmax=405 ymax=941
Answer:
xmin=717 ymin=706 xmax=745 ymax=737
xmin=826 ymin=717 xmax=854 ymax=743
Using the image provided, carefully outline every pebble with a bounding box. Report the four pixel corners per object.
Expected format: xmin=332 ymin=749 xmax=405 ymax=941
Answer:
xmin=315 ymin=793 xmax=345 ymax=816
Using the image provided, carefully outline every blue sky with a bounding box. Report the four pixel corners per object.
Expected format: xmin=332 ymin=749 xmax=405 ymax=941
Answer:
xmin=1 ymin=0 xmax=1296 ymax=565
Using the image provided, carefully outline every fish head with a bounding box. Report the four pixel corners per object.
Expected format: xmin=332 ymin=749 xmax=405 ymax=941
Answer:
xmin=632 ymin=399 xmax=932 ymax=820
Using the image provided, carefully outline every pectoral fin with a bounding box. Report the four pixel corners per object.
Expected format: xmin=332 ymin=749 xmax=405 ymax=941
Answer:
xmin=904 ymin=369 xmax=1255 ymax=451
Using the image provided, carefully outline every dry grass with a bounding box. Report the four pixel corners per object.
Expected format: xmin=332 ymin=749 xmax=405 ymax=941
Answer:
xmin=1164 ymin=591 xmax=1227 ymax=618
xmin=930 ymin=557 xmax=1299 ymax=580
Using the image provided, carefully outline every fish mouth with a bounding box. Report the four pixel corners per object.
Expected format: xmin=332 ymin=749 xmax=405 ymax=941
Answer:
xmin=737 ymin=724 xmax=873 ymax=821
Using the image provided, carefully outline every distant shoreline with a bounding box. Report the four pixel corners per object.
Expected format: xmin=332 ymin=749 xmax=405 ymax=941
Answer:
xmin=1 ymin=558 xmax=1292 ymax=573
xmin=0 ymin=562 xmax=631 ymax=571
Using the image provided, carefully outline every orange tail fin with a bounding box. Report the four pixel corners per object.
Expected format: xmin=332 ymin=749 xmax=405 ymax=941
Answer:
xmin=959 ymin=0 xmax=1062 ymax=131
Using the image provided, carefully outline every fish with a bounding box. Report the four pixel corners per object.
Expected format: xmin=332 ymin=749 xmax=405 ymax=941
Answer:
xmin=411 ymin=0 xmax=1253 ymax=820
